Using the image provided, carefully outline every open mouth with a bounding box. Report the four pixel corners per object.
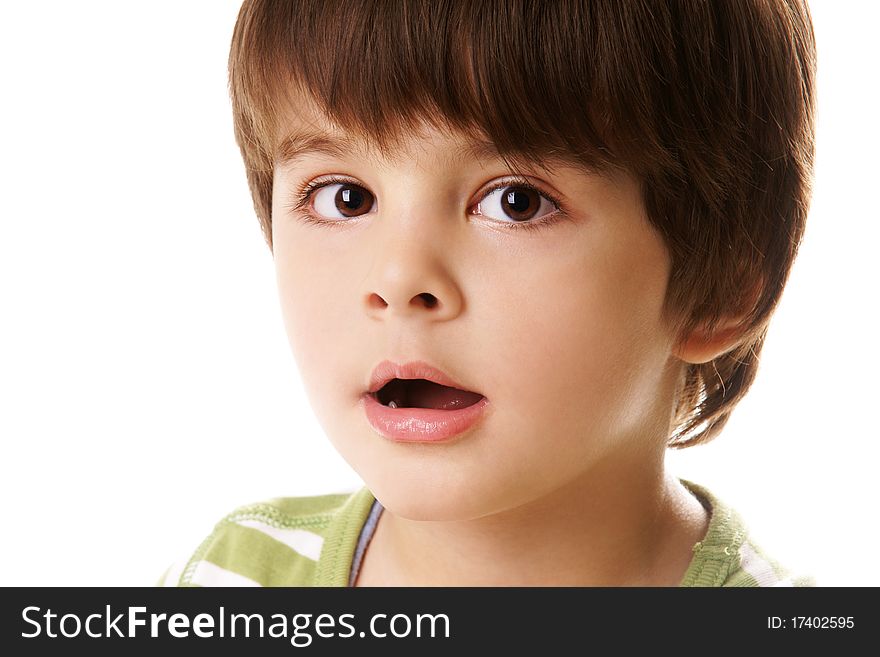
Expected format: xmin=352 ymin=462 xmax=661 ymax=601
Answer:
xmin=372 ymin=378 xmax=485 ymax=410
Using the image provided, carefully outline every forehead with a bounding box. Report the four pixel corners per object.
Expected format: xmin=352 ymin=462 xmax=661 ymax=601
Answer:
xmin=274 ymin=99 xmax=571 ymax=170
xmin=274 ymin=112 xmax=498 ymax=172
xmin=270 ymin=95 xmax=611 ymax=180
xmin=275 ymin=126 xmax=504 ymax=171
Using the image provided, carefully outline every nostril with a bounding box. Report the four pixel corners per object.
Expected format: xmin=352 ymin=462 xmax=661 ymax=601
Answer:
xmin=368 ymin=292 xmax=389 ymax=310
xmin=418 ymin=292 xmax=438 ymax=308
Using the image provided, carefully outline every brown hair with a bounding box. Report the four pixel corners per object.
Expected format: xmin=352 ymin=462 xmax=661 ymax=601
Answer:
xmin=228 ymin=0 xmax=817 ymax=448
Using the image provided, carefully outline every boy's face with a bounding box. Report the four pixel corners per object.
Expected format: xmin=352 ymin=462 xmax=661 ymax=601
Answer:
xmin=271 ymin=106 xmax=681 ymax=521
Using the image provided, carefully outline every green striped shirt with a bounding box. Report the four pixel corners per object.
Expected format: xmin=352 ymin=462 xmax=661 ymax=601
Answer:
xmin=157 ymin=478 xmax=816 ymax=587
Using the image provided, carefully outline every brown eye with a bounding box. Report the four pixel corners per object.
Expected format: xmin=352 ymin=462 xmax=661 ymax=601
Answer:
xmin=474 ymin=184 xmax=558 ymax=225
xmin=313 ymin=182 xmax=375 ymax=218
xmin=500 ymin=187 xmax=540 ymax=222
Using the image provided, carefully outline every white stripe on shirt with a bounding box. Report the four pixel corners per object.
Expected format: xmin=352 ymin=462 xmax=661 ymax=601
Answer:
xmin=739 ymin=540 xmax=784 ymax=586
xmin=234 ymin=518 xmax=324 ymax=561
xmin=189 ymin=560 xmax=263 ymax=587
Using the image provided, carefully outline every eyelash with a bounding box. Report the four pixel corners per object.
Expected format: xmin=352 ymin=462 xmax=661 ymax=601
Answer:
xmin=286 ymin=175 xmax=571 ymax=233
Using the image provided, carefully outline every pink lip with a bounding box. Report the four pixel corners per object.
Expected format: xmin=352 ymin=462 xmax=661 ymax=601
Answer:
xmin=362 ymin=359 xmax=489 ymax=443
xmin=366 ymin=359 xmax=482 ymax=395
xmin=361 ymin=391 xmax=490 ymax=443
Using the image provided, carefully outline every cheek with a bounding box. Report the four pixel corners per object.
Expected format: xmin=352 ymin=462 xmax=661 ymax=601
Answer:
xmin=478 ymin=228 xmax=671 ymax=441
xmin=272 ymin=236 xmax=354 ymax=405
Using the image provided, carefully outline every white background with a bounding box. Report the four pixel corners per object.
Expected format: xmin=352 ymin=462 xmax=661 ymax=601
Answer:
xmin=0 ymin=1 xmax=876 ymax=586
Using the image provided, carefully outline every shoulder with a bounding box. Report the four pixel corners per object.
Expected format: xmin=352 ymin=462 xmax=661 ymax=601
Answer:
xmin=157 ymin=490 xmax=363 ymax=587
xmin=725 ymin=538 xmax=818 ymax=587
xmin=678 ymin=479 xmax=817 ymax=587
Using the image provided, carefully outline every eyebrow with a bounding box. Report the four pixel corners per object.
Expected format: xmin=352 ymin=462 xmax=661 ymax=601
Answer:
xmin=275 ymin=129 xmax=502 ymax=168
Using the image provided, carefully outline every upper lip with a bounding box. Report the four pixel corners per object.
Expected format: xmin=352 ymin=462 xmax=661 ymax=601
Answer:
xmin=367 ymin=360 xmax=483 ymax=396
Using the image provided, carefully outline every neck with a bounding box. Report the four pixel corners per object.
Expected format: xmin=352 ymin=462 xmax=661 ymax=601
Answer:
xmin=355 ymin=453 xmax=709 ymax=587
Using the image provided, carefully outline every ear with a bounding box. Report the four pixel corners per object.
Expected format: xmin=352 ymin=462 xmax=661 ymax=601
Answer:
xmin=671 ymin=316 xmax=751 ymax=364
xmin=672 ymin=276 xmax=763 ymax=365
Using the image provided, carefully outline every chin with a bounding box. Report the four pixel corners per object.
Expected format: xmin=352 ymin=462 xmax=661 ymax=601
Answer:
xmin=366 ymin=475 xmax=495 ymax=522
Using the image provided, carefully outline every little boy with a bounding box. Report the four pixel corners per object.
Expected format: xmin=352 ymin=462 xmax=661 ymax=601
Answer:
xmin=160 ymin=0 xmax=817 ymax=587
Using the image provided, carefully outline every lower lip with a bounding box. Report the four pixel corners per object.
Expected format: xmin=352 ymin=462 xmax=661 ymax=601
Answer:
xmin=361 ymin=392 xmax=490 ymax=443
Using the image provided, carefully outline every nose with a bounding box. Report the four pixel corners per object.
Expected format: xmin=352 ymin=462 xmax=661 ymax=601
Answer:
xmin=363 ymin=223 xmax=464 ymax=322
